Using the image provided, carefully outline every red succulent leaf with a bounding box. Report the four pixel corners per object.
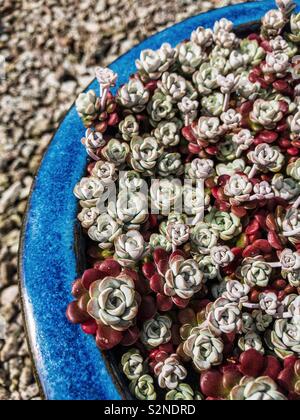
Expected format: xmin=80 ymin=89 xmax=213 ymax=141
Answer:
xmin=138 ymin=295 xmax=157 ymax=322
xmin=157 ymin=259 xmax=169 ymax=276
xmin=159 ymin=342 xmax=174 ymax=354
xmin=261 ymin=356 xmax=282 ymax=381
xmin=245 ymin=219 xmax=260 ymax=235
xmin=178 ymin=308 xmax=196 ymax=325
xmin=150 ymin=273 xmax=164 ymax=294
xmin=121 ymin=326 xmax=140 ymax=347
xmin=172 ymin=296 xmax=190 ymax=309
xmin=239 ymin=349 xmax=265 ymax=377
xmin=81 ymin=319 xmax=98 ymax=335
xmin=182 ymin=126 xmax=197 ymax=143
xmin=97 ymin=259 xmax=122 ymax=277
xmin=142 ymin=262 xmax=156 ymax=280
xmin=231 ymin=206 xmax=247 ymax=218
xmin=72 ymin=278 xmax=86 ymax=298
xmin=188 ymin=143 xmax=202 ymax=154
xmin=242 ymin=245 xmax=261 ymax=258
xmin=156 ymin=294 xmax=173 ymax=312
xmin=153 ymin=248 xmax=169 ymax=265
xmin=145 ymin=80 xmax=158 ymax=92
xmin=253 ymin=239 xmax=272 ymax=254
xmin=222 ymin=365 xmax=243 ymax=392
xmin=96 ymin=324 xmax=123 ymax=350
xmin=66 ymin=301 xmax=91 ymax=325
xmin=200 ymin=370 xmax=226 ymax=398
xmin=81 ymin=268 xmax=104 ymax=290
xmin=107 ymin=112 xmax=120 ymax=126
xmin=268 ymin=231 xmax=284 ymax=250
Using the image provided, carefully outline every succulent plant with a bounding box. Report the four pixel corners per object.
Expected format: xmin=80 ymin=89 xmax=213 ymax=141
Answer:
xmin=240 ymin=39 xmax=266 ymax=66
xmin=201 ymin=92 xmax=226 ymax=117
xmin=281 ymin=207 xmax=300 ymax=245
xmin=263 ymin=52 xmax=290 ymax=75
xmin=74 ymin=177 xmax=109 ymax=208
xmin=178 ymin=97 xmax=199 ymax=126
xmin=261 ymin=9 xmax=287 ymax=39
xmin=130 ymin=135 xmax=163 ymax=176
xmin=193 ymin=63 xmax=220 ymax=95
xmin=289 ymin=13 xmax=300 ymax=42
xmin=150 ymin=178 xmax=182 ymax=215
xmin=248 ymin=143 xmax=285 ymax=178
xmin=230 ymin=376 xmax=287 ymax=400
xmin=196 ymin=255 xmax=220 ymax=282
xmin=220 ymin=108 xmax=242 ymax=130
xmin=253 ymin=310 xmax=273 ymax=333
xmin=210 ymin=246 xmax=235 ymax=268
xmin=149 ymin=234 xmax=172 ymax=253
xmin=76 ymin=90 xmax=100 ymax=127
xmin=272 ymin=174 xmax=300 ymax=201
xmin=241 ymin=257 xmax=272 ymax=288
xmin=91 ymin=161 xmax=118 ymax=184
xmin=158 ymin=72 xmax=188 ymax=102
xmin=117 ymin=78 xmax=150 ymax=113
xmin=166 ymin=383 xmax=202 ymax=400
xmin=166 ymin=223 xmax=190 ymax=248
xmin=271 ymin=318 xmax=300 ymax=358
xmin=153 ymin=120 xmax=181 ymax=147
xmin=238 ymin=331 xmax=265 ymax=354
xmin=121 ymin=349 xmax=146 ymax=381
xmin=147 ymin=91 xmax=176 ymax=126
xmin=101 ymin=138 xmax=130 ymax=166
xmin=157 ymin=153 xmax=184 ymax=178
xmin=119 ymin=170 xmax=144 ymax=192
xmin=130 ymin=374 xmax=157 ymax=400
xmin=119 ymin=115 xmax=140 ymax=142
xmin=78 ymin=207 xmax=100 ymax=229
xmin=88 ymin=273 xmax=139 ymax=331
xmin=250 ymin=100 xmax=283 ymax=130
xmin=114 ymin=230 xmax=149 ymax=267
xmin=154 ymin=354 xmax=187 ymax=390
xmin=141 ymin=314 xmax=172 ymax=349
xmin=287 ymin=158 xmax=300 ymax=181
xmin=164 ymin=253 xmax=204 ymax=300
xmin=183 ymin=327 xmax=224 ymax=371
xmin=88 ymin=213 xmax=122 ymax=249
xmin=224 ymin=174 xmax=253 ymax=205
xmin=108 ymin=190 xmax=148 ymax=229
xmin=81 ymin=128 xmax=106 ymax=160
xmin=192 ymin=116 xmax=223 ymax=143
xmin=205 ymin=210 xmax=242 ymax=241
xmin=190 ymin=222 xmax=219 ymax=255
xmin=136 ymin=43 xmax=177 ymax=82
xmin=177 ymin=41 xmax=204 ymax=75
xmin=191 ymin=26 xmax=213 ymax=48
xmin=207 ymin=297 xmax=243 ymax=336
xmin=222 ymin=280 xmax=250 ymax=304
xmin=259 ymin=292 xmax=280 ymax=316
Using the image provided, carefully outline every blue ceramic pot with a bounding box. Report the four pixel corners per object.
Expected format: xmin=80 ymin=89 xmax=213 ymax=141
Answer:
xmin=19 ymin=0 xmax=300 ymax=401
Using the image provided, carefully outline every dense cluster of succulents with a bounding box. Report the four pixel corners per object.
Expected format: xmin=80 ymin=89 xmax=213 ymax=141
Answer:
xmin=68 ymin=0 xmax=300 ymax=400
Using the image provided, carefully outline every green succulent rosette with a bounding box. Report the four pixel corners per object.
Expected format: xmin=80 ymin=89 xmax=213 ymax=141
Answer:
xmin=130 ymin=374 xmax=157 ymax=400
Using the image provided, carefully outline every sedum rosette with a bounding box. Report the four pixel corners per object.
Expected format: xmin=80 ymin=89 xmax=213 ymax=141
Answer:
xmin=141 ymin=314 xmax=172 ymax=349
xmin=154 ymin=354 xmax=187 ymax=390
xmin=230 ymin=377 xmax=287 ymax=400
xmin=87 ymin=274 xmax=140 ymax=331
xmin=183 ymin=327 xmax=224 ymax=372
xmin=164 ymin=253 xmax=204 ymax=300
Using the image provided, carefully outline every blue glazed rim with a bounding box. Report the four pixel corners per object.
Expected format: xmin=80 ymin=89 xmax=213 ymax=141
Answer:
xmin=18 ymin=0 xmax=299 ymax=401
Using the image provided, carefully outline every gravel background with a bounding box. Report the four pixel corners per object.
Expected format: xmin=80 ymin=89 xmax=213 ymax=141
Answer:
xmin=0 ymin=0 xmax=243 ymax=400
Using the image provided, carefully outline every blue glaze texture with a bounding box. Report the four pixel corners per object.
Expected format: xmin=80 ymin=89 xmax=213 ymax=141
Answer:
xmin=20 ymin=0 xmax=300 ymax=401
